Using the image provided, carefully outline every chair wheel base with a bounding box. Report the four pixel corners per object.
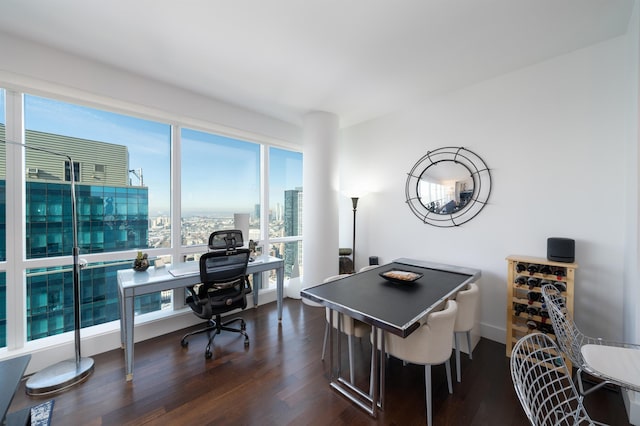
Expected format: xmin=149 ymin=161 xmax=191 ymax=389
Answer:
xmin=180 ymin=339 xmax=188 ymax=348
xmin=205 ymin=350 xmax=212 ymax=359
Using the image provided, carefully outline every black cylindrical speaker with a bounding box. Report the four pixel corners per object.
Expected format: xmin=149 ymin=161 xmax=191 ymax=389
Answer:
xmin=547 ymin=237 xmax=575 ymax=263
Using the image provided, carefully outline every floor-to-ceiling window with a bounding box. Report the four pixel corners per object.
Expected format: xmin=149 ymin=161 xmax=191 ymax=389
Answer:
xmin=180 ymin=128 xmax=261 ymax=250
xmin=0 ymin=89 xmax=302 ymax=350
xmin=269 ymin=147 xmax=303 ymax=284
xmin=22 ymin=95 xmax=171 ymax=341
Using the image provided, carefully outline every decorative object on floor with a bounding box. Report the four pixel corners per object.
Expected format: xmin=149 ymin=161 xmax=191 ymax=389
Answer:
xmin=338 ymin=248 xmax=354 ymax=274
xmin=30 ymin=399 xmax=55 ymax=426
xmin=133 ymin=251 xmax=150 ymax=271
xmin=405 ymin=146 xmax=491 ymax=227
xmin=1 ymin=138 xmax=94 ymax=396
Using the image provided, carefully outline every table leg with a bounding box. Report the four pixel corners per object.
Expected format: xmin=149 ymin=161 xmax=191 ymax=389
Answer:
xmin=252 ymin=271 xmax=261 ymax=308
xmin=118 ymin=287 xmax=125 ymax=349
xmin=123 ymin=294 xmax=135 ymax=381
xmin=379 ymin=329 xmax=385 ymax=410
xmin=276 ymin=265 xmax=284 ymax=321
xmin=328 ymin=312 xmax=378 ymax=418
xmin=372 ymin=326 xmax=380 ymax=412
xmin=329 ymin=308 xmax=335 ymax=381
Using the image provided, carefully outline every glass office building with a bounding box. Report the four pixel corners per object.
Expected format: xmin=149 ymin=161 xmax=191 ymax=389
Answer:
xmin=283 ymin=188 xmax=303 ymax=277
xmin=24 ymin=182 xmax=154 ymax=341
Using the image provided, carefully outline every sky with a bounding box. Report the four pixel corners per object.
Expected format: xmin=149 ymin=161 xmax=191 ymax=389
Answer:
xmin=0 ymin=91 xmax=302 ymax=217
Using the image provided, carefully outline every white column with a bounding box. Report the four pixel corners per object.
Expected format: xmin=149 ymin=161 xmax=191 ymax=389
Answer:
xmin=297 ymin=111 xmax=339 ymax=295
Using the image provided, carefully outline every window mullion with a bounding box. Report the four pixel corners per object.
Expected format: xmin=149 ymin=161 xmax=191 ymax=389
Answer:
xmin=5 ymin=90 xmax=26 ymax=350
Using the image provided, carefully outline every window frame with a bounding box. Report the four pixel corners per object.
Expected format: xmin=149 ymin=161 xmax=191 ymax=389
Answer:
xmin=0 ymin=86 xmax=303 ymax=351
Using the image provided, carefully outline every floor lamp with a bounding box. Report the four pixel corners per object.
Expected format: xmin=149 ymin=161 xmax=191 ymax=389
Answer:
xmin=351 ymin=197 xmax=359 ymax=272
xmin=2 ymin=138 xmax=94 ymax=395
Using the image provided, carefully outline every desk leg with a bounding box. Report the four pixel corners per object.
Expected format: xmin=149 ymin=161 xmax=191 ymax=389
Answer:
xmin=276 ymin=265 xmax=284 ymax=321
xmin=123 ymin=294 xmax=135 ymax=381
xmin=118 ymin=287 xmax=125 ymax=349
xmin=252 ymin=272 xmax=261 ymax=308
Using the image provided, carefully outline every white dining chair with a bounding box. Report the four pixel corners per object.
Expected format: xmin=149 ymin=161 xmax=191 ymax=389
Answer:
xmin=358 ymin=265 xmax=379 ymax=272
xmin=373 ymin=299 xmax=458 ymax=426
xmin=453 ymin=282 xmax=479 ymax=382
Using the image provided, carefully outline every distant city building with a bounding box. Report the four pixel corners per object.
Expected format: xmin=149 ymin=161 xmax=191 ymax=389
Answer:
xmin=283 ymin=188 xmax=303 ymax=277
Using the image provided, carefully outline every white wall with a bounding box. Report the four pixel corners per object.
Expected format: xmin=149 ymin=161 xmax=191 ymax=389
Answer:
xmin=340 ymin=34 xmax=635 ymax=343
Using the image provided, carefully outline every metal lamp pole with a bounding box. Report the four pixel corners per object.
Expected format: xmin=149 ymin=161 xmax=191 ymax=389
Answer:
xmin=2 ymin=139 xmax=95 ymax=395
xmin=351 ymin=197 xmax=359 ymax=273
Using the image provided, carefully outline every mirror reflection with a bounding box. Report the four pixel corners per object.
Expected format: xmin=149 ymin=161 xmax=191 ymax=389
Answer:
xmin=418 ymin=161 xmax=473 ymax=215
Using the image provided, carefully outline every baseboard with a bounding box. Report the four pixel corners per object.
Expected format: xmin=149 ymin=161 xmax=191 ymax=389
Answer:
xmin=479 ymin=322 xmax=505 ymax=345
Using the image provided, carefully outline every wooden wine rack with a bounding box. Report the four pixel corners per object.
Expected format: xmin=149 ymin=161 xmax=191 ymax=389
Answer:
xmin=506 ymin=255 xmax=577 ymax=370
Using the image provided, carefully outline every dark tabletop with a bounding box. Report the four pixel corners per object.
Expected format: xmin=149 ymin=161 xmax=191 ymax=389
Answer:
xmin=301 ymin=258 xmax=480 ymax=337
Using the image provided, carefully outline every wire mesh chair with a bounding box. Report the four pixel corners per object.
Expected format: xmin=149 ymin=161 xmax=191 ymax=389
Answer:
xmin=510 ymin=333 xmax=599 ymax=425
xmin=541 ymin=284 xmax=640 ymax=396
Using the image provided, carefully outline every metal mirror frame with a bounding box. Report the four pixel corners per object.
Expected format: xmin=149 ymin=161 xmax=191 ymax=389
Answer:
xmin=405 ymin=146 xmax=491 ymax=227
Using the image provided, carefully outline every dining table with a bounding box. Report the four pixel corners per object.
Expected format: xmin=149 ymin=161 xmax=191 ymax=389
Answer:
xmin=301 ymin=258 xmax=481 ymax=417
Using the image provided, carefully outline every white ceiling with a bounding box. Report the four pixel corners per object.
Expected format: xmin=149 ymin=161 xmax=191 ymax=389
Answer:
xmin=0 ymin=0 xmax=634 ymax=127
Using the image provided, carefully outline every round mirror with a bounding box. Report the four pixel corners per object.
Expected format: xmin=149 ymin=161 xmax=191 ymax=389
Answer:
xmin=418 ymin=161 xmax=474 ymax=215
xmin=405 ymin=147 xmax=491 ymax=227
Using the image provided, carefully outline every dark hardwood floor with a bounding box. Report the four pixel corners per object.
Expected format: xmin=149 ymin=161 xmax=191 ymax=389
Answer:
xmin=9 ymin=299 xmax=630 ymax=425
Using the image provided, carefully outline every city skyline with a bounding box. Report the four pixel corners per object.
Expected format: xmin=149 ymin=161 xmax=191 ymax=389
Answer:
xmin=17 ymin=95 xmax=302 ymax=216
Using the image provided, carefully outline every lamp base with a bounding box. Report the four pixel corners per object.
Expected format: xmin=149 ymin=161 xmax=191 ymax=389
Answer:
xmin=25 ymin=357 xmax=94 ymax=396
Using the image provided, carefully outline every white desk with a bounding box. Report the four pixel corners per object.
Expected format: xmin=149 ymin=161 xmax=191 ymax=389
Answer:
xmin=581 ymin=344 xmax=640 ymax=392
xmin=117 ymin=255 xmax=284 ymax=381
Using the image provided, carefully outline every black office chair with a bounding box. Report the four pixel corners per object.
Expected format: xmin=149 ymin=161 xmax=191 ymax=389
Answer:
xmin=180 ymin=230 xmax=252 ymax=359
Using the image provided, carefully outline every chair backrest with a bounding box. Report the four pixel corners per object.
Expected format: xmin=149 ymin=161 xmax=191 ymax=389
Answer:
xmin=201 ymin=229 xmax=250 ymax=285
xmin=541 ymin=284 xmax=585 ymax=368
xmin=323 ymin=274 xmax=351 ymax=283
xmin=510 ymin=333 xmax=594 ymax=426
xmin=199 ymin=248 xmax=251 ymax=285
xmin=454 ymin=282 xmax=479 ymax=333
xmin=208 ymin=229 xmax=244 ymax=251
xmin=386 ymin=299 xmax=458 ymax=365
xmin=323 ymin=274 xmax=358 ymax=333
xmin=358 ymin=265 xmax=379 ymax=272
